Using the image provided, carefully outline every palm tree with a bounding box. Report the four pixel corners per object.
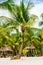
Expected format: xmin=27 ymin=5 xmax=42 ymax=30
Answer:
xmin=39 ymin=13 xmax=43 ymax=55
xmin=0 ymin=0 xmax=38 ymax=58
xmin=38 ymin=29 xmax=43 ymax=56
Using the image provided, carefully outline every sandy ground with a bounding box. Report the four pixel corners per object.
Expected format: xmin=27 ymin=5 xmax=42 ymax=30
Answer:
xmin=0 ymin=57 xmax=43 ymax=65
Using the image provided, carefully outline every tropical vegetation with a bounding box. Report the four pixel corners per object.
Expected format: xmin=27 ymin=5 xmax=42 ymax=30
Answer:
xmin=0 ymin=0 xmax=43 ymax=59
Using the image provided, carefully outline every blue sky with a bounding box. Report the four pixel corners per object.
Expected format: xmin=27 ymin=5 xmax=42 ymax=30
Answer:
xmin=0 ymin=0 xmax=43 ymax=7
xmin=14 ymin=0 xmax=43 ymax=5
xmin=32 ymin=0 xmax=43 ymax=4
xmin=0 ymin=0 xmax=43 ymax=4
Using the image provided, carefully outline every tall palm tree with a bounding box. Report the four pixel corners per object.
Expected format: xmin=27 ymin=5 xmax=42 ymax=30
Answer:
xmin=0 ymin=0 xmax=38 ymax=58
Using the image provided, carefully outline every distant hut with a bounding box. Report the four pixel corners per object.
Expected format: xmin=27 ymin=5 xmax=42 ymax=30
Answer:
xmin=25 ymin=44 xmax=35 ymax=56
xmin=0 ymin=46 xmax=13 ymax=57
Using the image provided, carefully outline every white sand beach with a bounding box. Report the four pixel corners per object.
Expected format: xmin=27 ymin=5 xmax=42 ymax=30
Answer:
xmin=0 ymin=57 xmax=43 ymax=65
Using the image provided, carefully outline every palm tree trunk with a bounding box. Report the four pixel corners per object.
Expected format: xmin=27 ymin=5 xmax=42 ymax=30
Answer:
xmin=18 ymin=24 xmax=25 ymax=58
xmin=41 ymin=45 xmax=43 ymax=56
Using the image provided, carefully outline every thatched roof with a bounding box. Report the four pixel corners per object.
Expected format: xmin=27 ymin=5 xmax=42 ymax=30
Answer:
xmin=25 ymin=45 xmax=35 ymax=50
xmin=0 ymin=46 xmax=13 ymax=52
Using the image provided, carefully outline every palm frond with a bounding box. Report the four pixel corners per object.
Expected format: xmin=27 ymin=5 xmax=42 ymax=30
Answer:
xmin=7 ymin=0 xmax=14 ymax=3
xmin=26 ymin=0 xmax=34 ymax=10
xmin=26 ymin=26 xmax=41 ymax=31
xmin=0 ymin=1 xmax=13 ymax=13
xmin=39 ymin=21 xmax=43 ymax=26
xmin=41 ymin=13 xmax=43 ymax=20
xmin=20 ymin=0 xmax=29 ymax=23
xmin=26 ymin=14 xmax=38 ymax=26
xmin=0 ymin=16 xmax=19 ymax=32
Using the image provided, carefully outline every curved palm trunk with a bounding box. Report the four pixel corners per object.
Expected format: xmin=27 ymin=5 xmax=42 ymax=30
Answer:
xmin=18 ymin=24 xmax=25 ymax=58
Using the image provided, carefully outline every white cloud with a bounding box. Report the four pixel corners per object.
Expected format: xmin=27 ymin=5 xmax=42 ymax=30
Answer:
xmin=30 ymin=3 xmax=43 ymax=19
xmin=0 ymin=9 xmax=11 ymax=18
xmin=32 ymin=0 xmax=41 ymax=4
